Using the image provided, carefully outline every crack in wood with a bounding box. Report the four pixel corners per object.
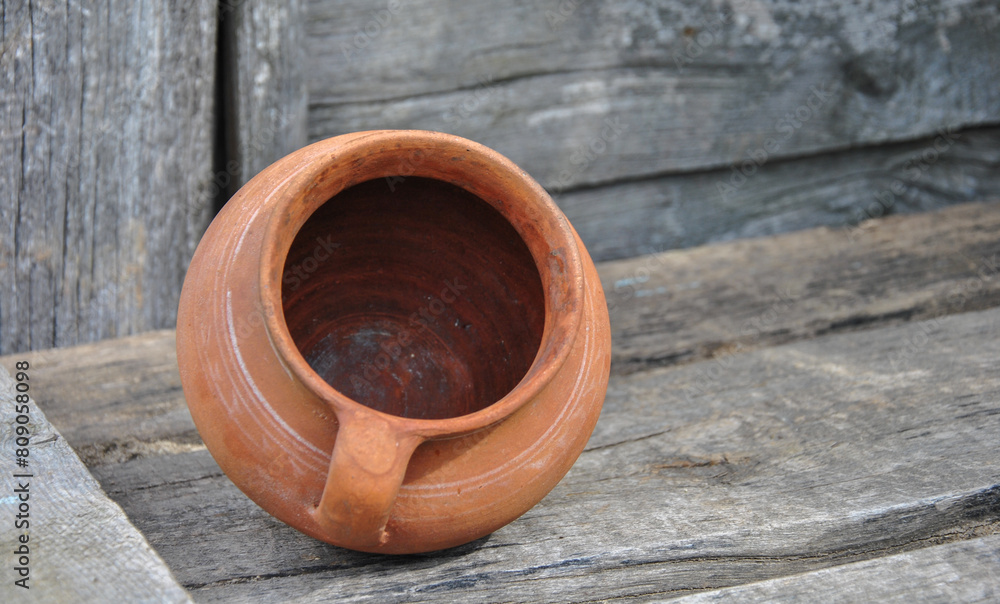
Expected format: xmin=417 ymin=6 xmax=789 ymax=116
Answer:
xmin=584 ymin=430 xmax=672 ymax=452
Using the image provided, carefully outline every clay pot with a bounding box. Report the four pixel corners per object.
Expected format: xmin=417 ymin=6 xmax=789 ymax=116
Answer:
xmin=176 ymin=130 xmax=610 ymax=554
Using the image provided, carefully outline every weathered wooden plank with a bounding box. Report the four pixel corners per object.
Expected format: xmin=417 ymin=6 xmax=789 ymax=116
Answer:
xmin=0 ymin=330 xmax=198 ymax=467
xmin=87 ymin=308 xmax=1000 ymax=602
xmin=602 ymin=200 xmax=1000 ymax=374
xmin=564 ymin=126 xmax=1000 ymax=262
xmin=4 ymin=201 xmax=999 ymax=467
xmin=0 ymin=365 xmax=191 ymax=602
xmin=671 ymin=533 xmax=1000 ymax=603
xmin=0 ymin=0 xmax=217 ymax=355
xmin=3 ymin=204 xmax=998 ymax=599
xmin=219 ymin=0 xmax=308 ymax=197
xmin=305 ymin=0 xmax=1000 ymax=191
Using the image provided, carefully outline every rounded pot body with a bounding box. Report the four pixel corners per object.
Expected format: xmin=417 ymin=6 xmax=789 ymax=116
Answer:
xmin=176 ymin=130 xmax=610 ymax=553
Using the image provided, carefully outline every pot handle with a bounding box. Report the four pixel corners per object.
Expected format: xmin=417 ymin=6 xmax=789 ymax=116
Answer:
xmin=311 ymin=408 xmax=423 ymax=548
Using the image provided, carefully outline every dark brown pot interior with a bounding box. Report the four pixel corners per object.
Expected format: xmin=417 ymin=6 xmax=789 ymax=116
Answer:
xmin=281 ymin=176 xmax=546 ymax=420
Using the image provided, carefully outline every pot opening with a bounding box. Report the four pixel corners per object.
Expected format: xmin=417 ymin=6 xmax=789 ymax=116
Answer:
xmin=281 ymin=176 xmax=546 ymax=420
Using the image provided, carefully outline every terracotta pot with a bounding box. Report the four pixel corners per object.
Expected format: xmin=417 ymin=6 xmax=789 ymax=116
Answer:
xmin=176 ymin=130 xmax=610 ymax=553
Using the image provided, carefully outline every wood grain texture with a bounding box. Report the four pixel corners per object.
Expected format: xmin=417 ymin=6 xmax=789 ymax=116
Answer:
xmin=86 ymin=307 xmax=1000 ymax=602
xmin=0 ymin=330 xmax=200 ymax=467
xmin=564 ymin=126 xmax=1000 ymax=262
xmin=5 ymin=201 xmax=999 ymax=466
xmin=672 ymin=533 xmax=1000 ymax=603
xmin=0 ymin=0 xmax=217 ymax=355
xmin=305 ymin=0 xmax=1000 ymax=191
xmin=219 ymin=0 xmax=308 ymax=194
xmin=3 ymin=203 xmax=998 ymax=601
xmin=0 ymin=365 xmax=191 ymax=603
xmin=602 ymin=200 xmax=1000 ymax=374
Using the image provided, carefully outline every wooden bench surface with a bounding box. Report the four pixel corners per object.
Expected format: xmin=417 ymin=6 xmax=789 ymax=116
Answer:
xmin=0 ymin=368 xmax=192 ymax=603
xmin=3 ymin=201 xmax=999 ymax=602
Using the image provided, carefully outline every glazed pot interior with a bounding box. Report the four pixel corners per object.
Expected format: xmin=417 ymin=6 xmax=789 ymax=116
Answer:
xmin=281 ymin=176 xmax=546 ymax=420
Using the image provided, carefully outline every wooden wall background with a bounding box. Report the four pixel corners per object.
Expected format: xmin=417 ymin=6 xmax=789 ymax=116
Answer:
xmin=2 ymin=0 xmax=999 ymax=354
xmin=1 ymin=0 xmax=218 ymax=356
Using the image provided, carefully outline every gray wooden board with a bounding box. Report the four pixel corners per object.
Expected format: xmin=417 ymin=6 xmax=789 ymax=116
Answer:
xmin=0 ymin=329 xmax=203 ymax=467
xmin=561 ymin=126 xmax=1000 ymax=262
xmin=0 ymin=365 xmax=191 ymax=603
xmin=3 ymin=203 xmax=999 ymax=600
xmin=601 ymin=200 xmax=1000 ymax=374
xmin=305 ymin=0 xmax=1000 ymax=191
xmin=82 ymin=307 xmax=1000 ymax=602
xmin=670 ymin=533 xmax=1000 ymax=603
xmin=220 ymin=0 xmax=309 ymax=196
xmin=4 ymin=202 xmax=1000 ymax=467
xmin=0 ymin=0 xmax=217 ymax=355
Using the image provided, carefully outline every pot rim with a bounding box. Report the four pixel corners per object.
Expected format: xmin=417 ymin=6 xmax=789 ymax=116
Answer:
xmin=257 ymin=130 xmax=585 ymax=438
